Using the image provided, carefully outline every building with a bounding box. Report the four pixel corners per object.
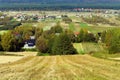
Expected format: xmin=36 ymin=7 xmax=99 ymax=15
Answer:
xmin=23 ymin=36 xmax=36 ymax=49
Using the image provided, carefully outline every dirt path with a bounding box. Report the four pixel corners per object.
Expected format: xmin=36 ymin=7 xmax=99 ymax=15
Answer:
xmin=0 ymin=55 xmax=120 ymax=80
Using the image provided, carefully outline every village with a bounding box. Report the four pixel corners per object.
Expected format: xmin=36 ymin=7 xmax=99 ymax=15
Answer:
xmin=0 ymin=8 xmax=120 ymax=22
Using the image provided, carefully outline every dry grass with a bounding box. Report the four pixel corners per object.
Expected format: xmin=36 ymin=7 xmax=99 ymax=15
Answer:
xmin=0 ymin=55 xmax=120 ymax=80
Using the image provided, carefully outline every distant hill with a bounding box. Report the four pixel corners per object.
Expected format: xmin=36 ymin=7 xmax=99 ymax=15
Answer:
xmin=0 ymin=0 xmax=120 ymax=10
xmin=0 ymin=0 xmax=120 ymax=3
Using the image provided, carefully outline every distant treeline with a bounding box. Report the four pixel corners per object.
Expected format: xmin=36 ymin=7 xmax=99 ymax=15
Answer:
xmin=0 ymin=21 xmax=21 ymax=30
xmin=0 ymin=3 xmax=120 ymax=10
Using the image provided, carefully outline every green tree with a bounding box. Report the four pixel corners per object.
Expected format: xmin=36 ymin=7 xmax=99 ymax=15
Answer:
xmin=51 ymin=22 xmax=63 ymax=33
xmin=101 ymin=31 xmax=106 ymax=43
xmin=66 ymin=30 xmax=76 ymax=43
xmin=52 ymin=33 xmax=77 ymax=55
xmin=109 ymin=35 xmax=120 ymax=53
xmin=35 ymin=28 xmax=43 ymax=39
xmin=77 ymin=28 xmax=84 ymax=42
xmin=101 ymin=29 xmax=120 ymax=53
xmin=108 ymin=29 xmax=120 ymax=53
xmin=1 ymin=31 xmax=14 ymax=51
xmin=1 ymin=31 xmax=23 ymax=51
xmin=85 ymin=33 xmax=96 ymax=42
xmin=47 ymin=34 xmax=56 ymax=53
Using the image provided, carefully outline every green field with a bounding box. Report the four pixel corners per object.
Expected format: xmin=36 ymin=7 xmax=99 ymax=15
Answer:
xmin=69 ymin=23 xmax=75 ymax=31
xmin=80 ymin=22 xmax=88 ymax=28
xmin=73 ymin=42 xmax=105 ymax=54
xmin=73 ymin=43 xmax=84 ymax=54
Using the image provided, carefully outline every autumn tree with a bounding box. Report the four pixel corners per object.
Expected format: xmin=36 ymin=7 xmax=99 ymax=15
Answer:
xmin=36 ymin=36 xmax=48 ymax=53
xmin=1 ymin=31 xmax=24 ymax=51
xmin=1 ymin=31 xmax=15 ymax=51
xmin=0 ymin=35 xmax=3 ymax=51
xmin=35 ymin=28 xmax=43 ymax=39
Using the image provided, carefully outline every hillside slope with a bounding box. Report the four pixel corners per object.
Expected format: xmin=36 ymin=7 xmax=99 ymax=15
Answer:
xmin=0 ymin=55 xmax=120 ymax=80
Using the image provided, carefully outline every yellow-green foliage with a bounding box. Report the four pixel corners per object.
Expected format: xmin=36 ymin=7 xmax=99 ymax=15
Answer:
xmin=102 ymin=28 xmax=120 ymax=53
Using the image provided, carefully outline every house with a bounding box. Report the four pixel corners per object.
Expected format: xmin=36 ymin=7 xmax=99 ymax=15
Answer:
xmin=47 ymin=16 xmax=56 ymax=19
xmin=0 ymin=16 xmax=5 ymax=19
xmin=23 ymin=36 xmax=36 ymax=49
xmin=74 ymin=32 xmax=79 ymax=37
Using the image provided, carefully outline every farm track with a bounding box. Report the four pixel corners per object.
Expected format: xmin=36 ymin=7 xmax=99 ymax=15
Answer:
xmin=0 ymin=55 xmax=120 ymax=80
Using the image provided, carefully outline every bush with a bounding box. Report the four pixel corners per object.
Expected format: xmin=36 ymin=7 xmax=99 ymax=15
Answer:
xmin=62 ymin=17 xmax=72 ymax=24
xmin=37 ymin=52 xmax=50 ymax=56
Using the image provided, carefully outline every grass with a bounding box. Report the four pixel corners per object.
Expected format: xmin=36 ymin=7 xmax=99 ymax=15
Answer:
xmin=73 ymin=43 xmax=85 ymax=54
xmin=82 ymin=42 xmax=104 ymax=53
xmin=78 ymin=22 xmax=113 ymax=33
xmin=73 ymin=42 xmax=105 ymax=54
xmin=69 ymin=23 xmax=75 ymax=31
xmin=86 ymin=26 xmax=114 ymax=33
xmin=79 ymin=22 xmax=88 ymax=28
xmin=37 ymin=52 xmax=50 ymax=56
xmin=92 ymin=52 xmax=120 ymax=60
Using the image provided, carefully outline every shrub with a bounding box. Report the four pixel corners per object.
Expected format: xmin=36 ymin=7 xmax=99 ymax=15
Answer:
xmin=62 ymin=17 xmax=72 ymax=24
xmin=37 ymin=52 xmax=50 ymax=56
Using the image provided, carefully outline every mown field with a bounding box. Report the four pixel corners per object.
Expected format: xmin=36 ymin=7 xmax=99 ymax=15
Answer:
xmin=0 ymin=55 xmax=120 ymax=80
